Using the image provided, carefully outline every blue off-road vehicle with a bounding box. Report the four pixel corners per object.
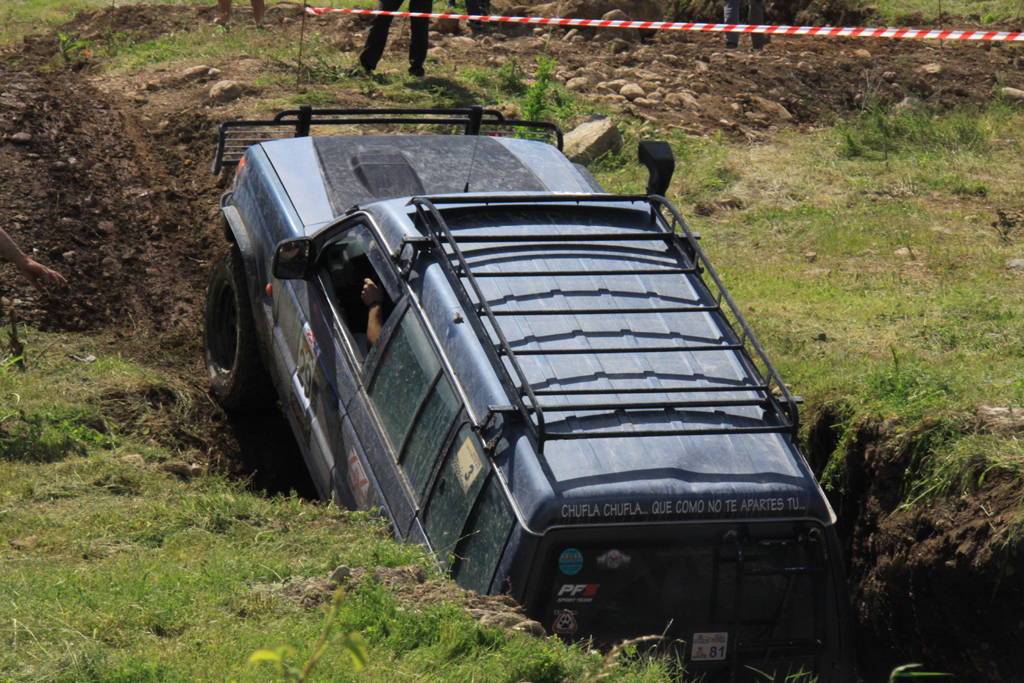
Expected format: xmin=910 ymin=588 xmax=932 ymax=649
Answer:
xmin=205 ymin=107 xmax=855 ymax=682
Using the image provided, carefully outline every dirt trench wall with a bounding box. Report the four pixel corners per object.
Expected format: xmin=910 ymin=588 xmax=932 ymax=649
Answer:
xmin=805 ymin=406 xmax=1024 ymax=682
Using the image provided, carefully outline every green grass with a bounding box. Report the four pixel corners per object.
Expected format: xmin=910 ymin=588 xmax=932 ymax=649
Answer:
xmin=666 ymin=100 xmax=1024 ymax=521
xmin=1 ymin=333 xmax=677 ymax=683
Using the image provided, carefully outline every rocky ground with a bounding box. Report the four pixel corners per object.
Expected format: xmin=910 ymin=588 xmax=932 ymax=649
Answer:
xmin=2 ymin=3 xmax=1024 ymax=679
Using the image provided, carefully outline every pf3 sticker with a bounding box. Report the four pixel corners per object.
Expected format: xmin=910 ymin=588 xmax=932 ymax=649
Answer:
xmin=552 ymin=610 xmax=578 ymax=635
xmin=558 ymin=548 xmax=583 ymax=575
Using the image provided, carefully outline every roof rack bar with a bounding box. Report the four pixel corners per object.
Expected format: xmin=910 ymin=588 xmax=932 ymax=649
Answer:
xmin=544 ymin=425 xmax=791 ymax=440
xmin=469 ymin=267 xmax=696 ymax=277
xmin=508 ymin=343 xmax=744 ymax=355
xmin=447 ymin=233 xmax=672 ymax=243
xmin=533 ymin=385 xmax=770 ymax=396
xmin=530 ymin=398 xmax=769 ymax=412
xmin=489 ymin=305 xmax=718 ymax=316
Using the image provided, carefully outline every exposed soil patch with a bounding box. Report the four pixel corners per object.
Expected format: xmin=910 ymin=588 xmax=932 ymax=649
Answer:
xmin=3 ymin=3 xmax=1024 ymax=679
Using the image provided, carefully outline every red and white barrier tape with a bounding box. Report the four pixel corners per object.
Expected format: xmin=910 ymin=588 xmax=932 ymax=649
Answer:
xmin=305 ymin=6 xmax=1024 ymax=42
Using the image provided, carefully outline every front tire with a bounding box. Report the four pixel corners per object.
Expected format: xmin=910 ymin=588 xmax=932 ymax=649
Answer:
xmin=204 ymin=248 xmax=275 ymax=412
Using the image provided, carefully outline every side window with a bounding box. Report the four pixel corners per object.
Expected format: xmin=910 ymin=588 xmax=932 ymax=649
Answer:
xmin=319 ymin=227 xmax=394 ymax=360
xmin=367 ymin=310 xmax=460 ymax=495
xmin=423 ymin=425 xmax=490 ymax=568
xmin=452 ymin=475 xmax=515 ymax=594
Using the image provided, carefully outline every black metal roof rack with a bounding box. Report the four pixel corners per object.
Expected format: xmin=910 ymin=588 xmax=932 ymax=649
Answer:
xmin=403 ymin=193 xmax=801 ymax=454
xmin=211 ymin=105 xmax=563 ymax=175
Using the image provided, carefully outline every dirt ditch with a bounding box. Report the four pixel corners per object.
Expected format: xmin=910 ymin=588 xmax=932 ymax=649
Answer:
xmin=2 ymin=4 xmax=1024 ymax=679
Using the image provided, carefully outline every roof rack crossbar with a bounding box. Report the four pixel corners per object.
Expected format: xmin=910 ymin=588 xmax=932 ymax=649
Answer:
xmin=532 ymin=385 xmax=770 ymax=396
xmin=544 ymin=425 xmax=791 ymax=440
xmin=506 ymin=343 xmax=744 ymax=355
xmin=488 ymin=305 xmax=719 ymax=316
xmin=526 ymin=398 xmax=770 ymax=412
xmin=469 ymin=267 xmax=696 ymax=277
xmin=211 ymin=106 xmax=563 ymax=175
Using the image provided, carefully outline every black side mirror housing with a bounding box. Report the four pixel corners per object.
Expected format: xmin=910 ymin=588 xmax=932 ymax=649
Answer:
xmin=272 ymin=237 xmax=317 ymax=280
xmin=638 ymin=141 xmax=675 ymax=197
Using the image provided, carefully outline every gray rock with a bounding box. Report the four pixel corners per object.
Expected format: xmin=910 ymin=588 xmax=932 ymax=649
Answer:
xmin=619 ymin=82 xmax=646 ymax=100
xmin=1001 ymin=87 xmax=1024 ymax=101
xmin=750 ymin=96 xmax=793 ymax=121
xmin=610 ymin=38 xmax=631 ymax=53
xmin=512 ymin=619 xmax=547 ymax=638
xmin=916 ymin=63 xmax=942 ymax=76
xmin=664 ymin=92 xmax=700 ymax=111
xmin=599 ymin=9 xmax=640 ymax=43
xmin=894 ymin=96 xmax=920 ymax=112
xmin=565 ymin=77 xmax=590 ymax=92
xmin=434 ymin=16 xmax=461 ymax=34
xmin=9 ymin=132 xmax=31 ymax=144
xmin=330 ymin=565 xmax=352 ymax=584
xmin=563 ymin=28 xmax=579 ymax=41
xmin=1007 ymin=258 xmax=1024 ymax=270
xmin=181 ymin=64 xmax=213 ymax=79
xmin=882 ymin=71 xmax=897 ymax=82
xmin=209 ymin=80 xmax=243 ymax=103
xmin=563 ymin=116 xmax=623 ymax=166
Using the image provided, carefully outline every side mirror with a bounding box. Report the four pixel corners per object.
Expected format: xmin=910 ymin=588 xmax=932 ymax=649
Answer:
xmin=638 ymin=141 xmax=675 ymax=197
xmin=272 ymin=237 xmax=317 ymax=280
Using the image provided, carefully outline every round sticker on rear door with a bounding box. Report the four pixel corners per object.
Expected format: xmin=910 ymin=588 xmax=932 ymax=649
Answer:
xmin=558 ymin=548 xmax=583 ymax=575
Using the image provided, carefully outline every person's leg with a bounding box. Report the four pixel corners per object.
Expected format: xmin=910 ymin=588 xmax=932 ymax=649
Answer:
xmin=359 ymin=0 xmax=402 ymax=71
xmin=217 ymin=0 xmax=232 ymax=23
xmin=723 ymin=0 xmax=740 ymax=47
xmin=465 ymin=0 xmax=484 ymax=30
xmin=251 ymin=0 xmax=265 ymax=26
xmin=407 ymin=0 xmax=431 ymax=75
xmin=748 ymin=0 xmax=769 ymax=48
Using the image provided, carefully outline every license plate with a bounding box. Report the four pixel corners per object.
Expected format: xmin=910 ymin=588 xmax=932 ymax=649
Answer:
xmin=691 ymin=632 xmax=728 ymax=661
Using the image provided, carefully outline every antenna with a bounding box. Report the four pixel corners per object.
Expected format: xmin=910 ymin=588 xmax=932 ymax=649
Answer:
xmin=463 ymin=105 xmax=484 ymax=192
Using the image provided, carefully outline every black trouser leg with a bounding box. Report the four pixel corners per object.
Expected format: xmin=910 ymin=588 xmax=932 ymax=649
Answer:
xmin=408 ymin=0 xmax=431 ymax=71
xmin=359 ymin=0 xmax=402 ymax=70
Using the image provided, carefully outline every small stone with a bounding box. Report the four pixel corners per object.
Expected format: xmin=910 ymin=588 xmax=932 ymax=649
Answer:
xmin=9 ymin=132 xmax=31 ymax=144
xmin=619 ymin=83 xmax=646 ymax=101
xmin=882 ymin=71 xmax=897 ymax=83
xmin=917 ymin=63 xmax=943 ymax=76
xmin=10 ymin=536 xmax=37 ymax=550
xmin=209 ymin=80 xmax=243 ymax=103
xmin=610 ymin=38 xmax=631 ymax=53
xmin=161 ymin=461 xmax=192 ymax=477
xmin=563 ymin=28 xmax=579 ymax=41
xmin=330 ymin=565 xmax=352 ymax=584
xmin=853 ymin=49 xmax=871 ymax=58
xmin=62 ymin=251 xmax=77 ymax=262
xmin=122 ymin=454 xmax=145 ymax=467
xmin=181 ymin=64 xmax=212 ymax=79
xmin=144 ymin=81 xmax=160 ymax=91
xmin=893 ymin=246 xmax=922 ymax=258
xmin=513 ymin=620 xmax=547 ymax=638
xmin=1001 ymin=87 xmax=1024 ymax=101
xmin=565 ymin=77 xmax=589 ymax=92
xmin=1006 ymin=258 xmax=1024 ymax=270
xmin=805 ymin=251 xmax=818 ymax=263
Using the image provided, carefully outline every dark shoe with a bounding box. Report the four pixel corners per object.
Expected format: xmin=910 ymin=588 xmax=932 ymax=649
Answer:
xmin=408 ymin=65 xmax=425 ymax=78
xmin=724 ymin=41 xmax=738 ymax=49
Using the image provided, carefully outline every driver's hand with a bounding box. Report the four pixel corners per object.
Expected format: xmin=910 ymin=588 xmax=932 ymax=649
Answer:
xmin=361 ymin=278 xmax=382 ymax=307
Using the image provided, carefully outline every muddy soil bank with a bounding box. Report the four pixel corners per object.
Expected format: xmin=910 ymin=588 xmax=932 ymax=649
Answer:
xmin=3 ymin=4 xmax=1024 ymax=679
xmin=806 ymin=406 xmax=1024 ymax=681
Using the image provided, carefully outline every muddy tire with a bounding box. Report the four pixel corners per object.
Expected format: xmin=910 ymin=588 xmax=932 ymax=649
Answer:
xmin=204 ymin=248 xmax=275 ymax=412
